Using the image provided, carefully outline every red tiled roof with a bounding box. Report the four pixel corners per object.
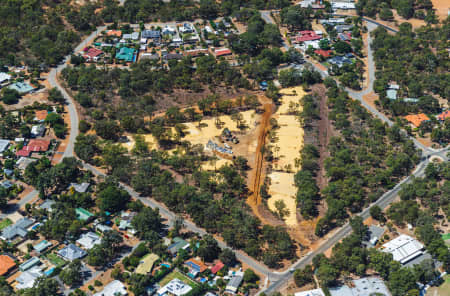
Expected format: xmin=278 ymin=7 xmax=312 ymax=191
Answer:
xmin=295 ymin=31 xmax=321 ymax=42
xmin=0 ymin=255 xmax=15 ymax=276
xmin=184 ymin=49 xmax=209 ymax=57
xmin=214 ymin=48 xmax=232 ymax=57
xmin=35 ymin=110 xmax=48 ymax=121
xmin=107 ymin=30 xmax=122 ymax=37
xmin=28 ymin=139 xmax=50 ymax=151
xmin=185 ymin=259 xmax=207 ymax=272
xmin=437 ymin=110 xmax=450 ymax=121
xmin=84 ymin=48 xmax=103 ymax=58
xmin=314 ymin=49 xmax=332 ymax=58
xmin=16 ymin=139 xmax=50 ymax=157
xmin=211 ymin=261 xmax=224 ymax=274
xmin=404 ymin=113 xmax=430 ymax=127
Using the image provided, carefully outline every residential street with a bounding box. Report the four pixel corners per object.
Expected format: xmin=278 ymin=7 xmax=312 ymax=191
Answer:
xmin=1 ymin=15 xmax=448 ymax=295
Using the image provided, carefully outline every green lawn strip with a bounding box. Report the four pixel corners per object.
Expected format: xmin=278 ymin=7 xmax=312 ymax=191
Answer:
xmin=159 ymin=270 xmax=198 ymax=288
xmin=0 ymin=218 xmax=12 ymax=230
xmin=437 ymin=275 xmax=450 ymax=296
xmin=46 ymin=253 xmax=66 ymax=267
xmin=441 ymin=233 xmax=450 ymax=240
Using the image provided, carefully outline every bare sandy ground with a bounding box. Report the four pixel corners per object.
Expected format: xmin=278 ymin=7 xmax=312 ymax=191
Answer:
xmin=267 ymin=86 xmax=306 ymax=226
xmin=182 ymin=110 xmax=259 ymax=146
xmin=432 ymin=0 xmax=449 ymax=21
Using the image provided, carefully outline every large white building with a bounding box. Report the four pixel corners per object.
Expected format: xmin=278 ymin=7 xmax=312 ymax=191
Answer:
xmin=158 ymin=279 xmax=192 ymax=296
xmin=93 ymin=280 xmax=127 ymax=296
xmin=295 ymin=288 xmax=326 ymax=296
xmin=381 ymin=234 xmax=424 ymax=264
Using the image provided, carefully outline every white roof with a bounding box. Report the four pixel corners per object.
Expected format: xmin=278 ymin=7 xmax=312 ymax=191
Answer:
xmin=295 ymin=288 xmax=326 ymax=296
xmin=16 ymin=266 xmax=43 ymax=290
xmin=76 ymin=232 xmax=101 ymax=250
xmin=332 ymin=2 xmax=356 ymax=9
xmin=157 ymin=279 xmax=192 ymax=296
xmin=94 ymin=280 xmax=127 ymax=296
xmin=381 ymin=234 xmax=424 ymax=264
xmin=0 ymin=139 xmax=9 ymax=153
xmin=0 ymin=72 xmax=11 ymax=83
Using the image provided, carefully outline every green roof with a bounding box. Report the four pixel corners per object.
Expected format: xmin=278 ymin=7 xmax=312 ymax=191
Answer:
xmin=19 ymin=257 xmax=40 ymax=271
xmin=115 ymin=47 xmax=135 ymax=62
xmin=75 ymin=208 xmax=94 ymax=221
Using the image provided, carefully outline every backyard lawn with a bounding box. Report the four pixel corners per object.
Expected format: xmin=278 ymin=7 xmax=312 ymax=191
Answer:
xmin=159 ymin=270 xmax=197 ymax=288
xmin=0 ymin=218 xmax=12 ymax=230
xmin=46 ymin=253 xmax=66 ymax=267
xmin=438 ymin=275 xmax=450 ymax=296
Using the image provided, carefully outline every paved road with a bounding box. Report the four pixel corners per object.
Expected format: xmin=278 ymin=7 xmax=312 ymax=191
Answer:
xmin=257 ymin=10 xmax=450 ymax=293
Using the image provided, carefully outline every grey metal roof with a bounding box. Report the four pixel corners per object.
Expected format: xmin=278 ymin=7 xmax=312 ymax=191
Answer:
xmin=142 ymin=30 xmax=161 ymax=38
xmin=58 ymin=243 xmax=87 ymax=261
xmin=0 ymin=139 xmax=9 ymax=153
xmin=1 ymin=218 xmax=33 ymax=240
xmin=69 ymin=182 xmax=90 ymax=193
xmin=227 ymin=275 xmax=243 ymax=288
xmin=330 ymin=277 xmax=391 ymax=296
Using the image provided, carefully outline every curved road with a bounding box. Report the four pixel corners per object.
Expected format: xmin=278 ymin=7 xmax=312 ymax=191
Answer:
xmin=2 ymin=15 xmax=447 ymax=293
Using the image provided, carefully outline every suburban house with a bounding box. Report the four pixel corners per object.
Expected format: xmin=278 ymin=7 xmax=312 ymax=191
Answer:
xmin=34 ymin=110 xmax=49 ymax=122
xmin=315 ymin=49 xmax=332 ymax=58
xmin=214 ymin=48 xmax=232 ymax=57
xmin=335 ymin=24 xmax=354 ymax=33
xmin=75 ymin=208 xmax=94 ymax=221
xmin=386 ymin=83 xmax=400 ymax=100
xmin=39 ymin=199 xmax=56 ymax=212
xmin=0 ymin=255 xmax=16 ymax=277
xmin=225 ymin=274 xmax=243 ymax=294
xmin=116 ymin=47 xmax=136 ymax=62
xmin=157 ymin=279 xmax=192 ymax=296
xmin=16 ymin=157 xmax=37 ymax=171
xmin=332 ymin=2 xmax=356 ymax=10
xmin=167 ymin=237 xmax=189 ymax=256
xmin=320 ymin=18 xmax=346 ymax=26
xmin=295 ymin=288 xmax=326 ymax=296
xmin=0 ymin=72 xmax=11 ymax=84
xmin=329 ymin=277 xmax=390 ymax=296
xmin=211 ymin=261 xmax=224 ymax=274
xmin=0 ymin=139 xmax=10 ymax=154
xmin=15 ymin=139 xmax=50 ymax=157
xmin=162 ymin=25 xmax=176 ymax=36
xmin=69 ymin=182 xmax=90 ymax=193
xmin=16 ymin=266 xmax=43 ymax=289
xmin=107 ymin=30 xmax=122 ymax=38
xmin=33 ymin=240 xmax=52 ymax=254
xmin=142 ymin=30 xmax=161 ymax=43
xmin=294 ymin=31 xmax=322 ymax=42
xmin=185 ymin=258 xmax=207 ymax=275
xmin=404 ymin=113 xmax=430 ymax=128
xmin=437 ymin=110 xmax=450 ymax=122
xmin=298 ymin=0 xmax=325 ymax=9
xmin=179 ymin=23 xmax=195 ymax=34
xmin=164 ymin=53 xmax=183 ymax=61
xmin=76 ymin=232 xmax=101 ymax=250
xmin=381 ymin=234 xmax=424 ymax=264
xmin=31 ymin=124 xmax=46 ymax=137
xmin=328 ymin=55 xmax=353 ymax=68
xmin=93 ymin=280 xmax=128 ymax=296
xmin=58 ymin=243 xmax=87 ymax=261
xmin=135 ymin=253 xmax=159 ymax=275
xmin=140 ymin=53 xmax=160 ymax=61
xmin=83 ymin=47 xmax=104 ymax=62
xmin=123 ymin=32 xmax=140 ymax=40
xmin=19 ymin=257 xmax=41 ymax=272
xmin=0 ymin=217 xmax=34 ymax=241
xmin=8 ymin=81 xmax=34 ymax=94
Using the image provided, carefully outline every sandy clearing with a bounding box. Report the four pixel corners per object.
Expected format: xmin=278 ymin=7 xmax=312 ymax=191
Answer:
xmin=266 ymin=86 xmax=306 ymax=226
xmin=267 ymin=171 xmax=298 ymax=226
xmin=431 ymin=0 xmax=448 ymax=20
xmin=182 ymin=110 xmax=259 ymax=146
xmin=201 ymin=158 xmax=233 ymax=171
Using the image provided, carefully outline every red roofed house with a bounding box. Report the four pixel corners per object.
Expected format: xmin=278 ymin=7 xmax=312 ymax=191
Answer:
xmin=83 ymin=48 xmax=104 ymax=62
xmin=314 ymin=49 xmax=332 ymax=58
xmin=16 ymin=139 xmax=50 ymax=157
xmin=185 ymin=259 xmax=207 ymax=273
xmin=295 ymin=31 xmax=321 ymax=43
xmin=437 ymin=110 xmax=450 ymax=122
xmin=107 ymin=30 xmax=122 ymax=38
xmin=214 ymin=48 xmax=232 ymax=57
xmin=404 ymin=113 xmax=430 ymax=128
xmin=184 ymin=49 xmax=209 ymax=57
xmin=0 ymin=255 xmax=16 ymax=277
xmin=211 ymin=261 xmax=224 ymax=274
xmin=34 ymin=110 xmax=49 ymax=122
